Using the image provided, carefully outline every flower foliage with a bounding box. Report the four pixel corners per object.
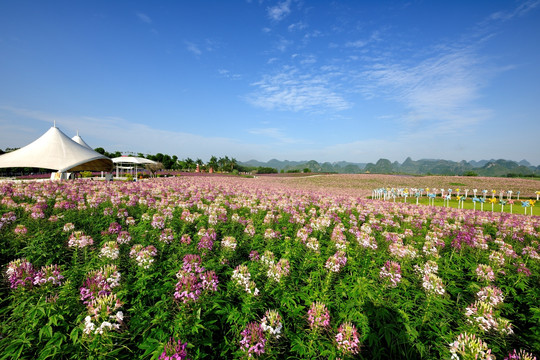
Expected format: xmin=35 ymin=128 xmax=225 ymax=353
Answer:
xmin=0 ymin=176 xmax=538 ymax=359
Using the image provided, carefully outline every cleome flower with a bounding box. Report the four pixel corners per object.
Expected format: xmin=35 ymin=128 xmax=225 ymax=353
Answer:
xmin=335 ymin=322 xmax=361 ymax=355
xmin=6 ymin=258 xmax=35 ymax=289
xmin=221 ymin=236 xmax=237 ymax=251
xmin=84 ymin=294 xmax=123 ymax=336
xmin=307 ymin=301 xmax=330 ymax=330
xmin=449 ymin=332 xmax=494 ymax=360
xmin=325 ymin=251 xmax=347 ymax=273
xmin=260 ymin=309 xmax=283 ymax=339
xmin=116 ymin=230 xmax=132 ymax=244
xmin=33 ymin=264 xmax=64 ymax=287
xmin=504 ymin=349 xmax=537 ymax=360
xmin=68 ymin=231 xmax=94 ymax=248
xmin=129 ymin=244 xmax=158 ymax=269
xmin=232 ymin=264 xmax=259 ymax=296
xmin=159 ymin=337 xmax=190 ymax=360
xmin=379 ymin=261 xmax=402 ymax=288
xmin=475 ymin=264 xmax=495 ymax=282
xmin=100 ymin=241 xmax=120 ymax=260
xmin=267 ymin=258 xmax=290 ymax=283
xmin=174 ymin=254 xmax=218 ymax=303
xmin=240 ymin=322 xmax=266 ymax=358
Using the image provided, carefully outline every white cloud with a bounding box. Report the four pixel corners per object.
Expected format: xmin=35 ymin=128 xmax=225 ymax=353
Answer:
xmin=360 ymin=45 xmax=493 ymax=132
xmin=488 ymin=0 xmax=540 ymax=22
xmin=275 ymin=37 xmax=293 ymax=52
xmin=218 ymin=69 xmax=242 ymax=80
xmin=345 ymin=40 xmax=367 ymax=48
xmin=300 ymin=54 xmax=317 ymax=64
xmin=246 ymin=66 xmax=351 ymax=112
xmin=136 ymin=12 xmax=152 ymax=24
xmin=288 ymin=21 xmax=307 ymax=32
xmin=267 ymin=0 xmax=292 ymax=21
xmin=185 ymin=41 xmax=202 ymax=56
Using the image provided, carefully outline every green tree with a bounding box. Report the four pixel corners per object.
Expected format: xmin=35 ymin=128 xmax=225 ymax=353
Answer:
xmin=208 ymin=156 xmax=219 ymax=172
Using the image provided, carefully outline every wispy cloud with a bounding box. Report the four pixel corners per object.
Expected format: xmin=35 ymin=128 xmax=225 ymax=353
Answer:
xmin=288 ymin=21 xmax=307 ymax=32
xmin=267 ymin=0 xmax=292 ymax=21
xmin=246 ymin=66 xmax=351 ymax=112
xmin=360 ymin=45 xmax=493 ymax=132
xmin=299 ymin=54 xmax=317 ymax=64
xmin=345 ymin=40 xmax=367 ymax=48
xmin=275 ymin=37 xmax=293 ymax=52
xmin=345 ymin=30 xmax=381 ymax=48
xmin=136 ymin=12 xmax=152 ymax=24
xmin=185 ymin=39 xmax=219 ymax=56
xmin=488 ymin=0 xmax=540 ymax=22
xmin=218 ymin=69 xmax=242 ymax=80
xmin=185 ymin=41 xmax=202 ymax=56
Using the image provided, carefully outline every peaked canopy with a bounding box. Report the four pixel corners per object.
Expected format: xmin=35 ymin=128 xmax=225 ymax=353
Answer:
xmin=71 ymin=131 xmax=93 ymax=150
xmin=112 ymin=156 xmax=157 ymax=165
xmin=0 ymin=126 xmax=113 ymax=172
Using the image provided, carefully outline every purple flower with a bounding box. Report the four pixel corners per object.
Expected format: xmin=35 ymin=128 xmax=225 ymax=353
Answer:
xmin=6 ymin=258 xmax=35 ymax=289
xmin=240 ymin=322 xmax=266 ymax=357
xmin=504 ymin=349 xmax=537 ymax=360
xmin=33 ymin=264 xmax=64 ymax=286
xmin=249 ymin=250 xmax=260 ymax=261
xmin=108 ymin=222 xmax=122 ymax=234
xmin=159 ymin=337 xmax=189 ymax=360
xmin=160 ymin=228 xmax=175 ymax=244
xmin=197 ymin=236 xmax=214 ymax=252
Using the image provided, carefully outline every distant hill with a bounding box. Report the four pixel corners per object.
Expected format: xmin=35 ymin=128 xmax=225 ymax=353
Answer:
xmin=240 ymin=159 xmax=366 ymax=174
xmin=239 ymin=158 xmax=539 ymax=177
xmin=363 ymin=158 xmax=539 ymax=176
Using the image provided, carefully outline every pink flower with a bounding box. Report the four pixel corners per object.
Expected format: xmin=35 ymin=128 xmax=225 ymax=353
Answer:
xmin=240 ymin=322 xmax=266 ymax=357
xmin=308 ymin=301 xmax=330 ymax=330
xmin=14 ymin=224 xmax=27 ymax=236
xmin=335 ymin=322 xmax=361 ymax=355
xmin=325 ymin=251 xmax=347 ymax=273
xmin=380 ymin=261 xmax=402 ymax=287
xmin=475 ymin=264 xmax=495 ymax=282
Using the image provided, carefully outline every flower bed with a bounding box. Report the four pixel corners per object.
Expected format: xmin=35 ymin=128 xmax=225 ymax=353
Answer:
xmin=0 ymin=177 xmax=538 ymax=359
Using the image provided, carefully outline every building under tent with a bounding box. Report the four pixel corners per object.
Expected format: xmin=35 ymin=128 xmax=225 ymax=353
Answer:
xmin=112 ymin=156 xmax=157 ymax=179
xmin=0 ymin=125 xmax=113 ymax=179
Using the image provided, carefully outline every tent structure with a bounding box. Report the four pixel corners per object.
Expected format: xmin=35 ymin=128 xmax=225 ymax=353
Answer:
xmin=0 ymin=125 xmax=113 ymax=173
xmin=112 ymin=156 xmax=157 ymax=178
xmin=71 ymin=131 xmax=93 ymax=150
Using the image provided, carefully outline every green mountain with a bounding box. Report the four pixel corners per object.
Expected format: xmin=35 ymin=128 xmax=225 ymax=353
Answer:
xmin=240 ymin=158 xmax=539 ymax=177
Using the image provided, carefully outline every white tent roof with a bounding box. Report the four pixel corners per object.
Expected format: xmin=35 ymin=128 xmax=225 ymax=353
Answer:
xmin=112 ymin=156 xmax=157 ymax=165
xmin=0 ymin=126 xmax=113 ymax=172
xmin=71 ymin=131 xmax=93 ymax=150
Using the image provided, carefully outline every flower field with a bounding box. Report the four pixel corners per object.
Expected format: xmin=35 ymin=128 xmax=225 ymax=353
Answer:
xmin=0 ymin=176 xmax=539 ymax=359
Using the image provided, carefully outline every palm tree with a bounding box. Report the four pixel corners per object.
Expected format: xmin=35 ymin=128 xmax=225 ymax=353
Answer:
xmin=184 ymin=158 xmax=195 ymax=171
xmin=230 ymin=157 xmax=238 ymax=172
xmin=208 ymin=156 xmax=219 ymax=172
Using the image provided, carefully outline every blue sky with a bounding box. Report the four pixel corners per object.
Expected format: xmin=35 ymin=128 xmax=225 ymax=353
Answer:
xmin=1 ymin=0 xmax=540 ymax=165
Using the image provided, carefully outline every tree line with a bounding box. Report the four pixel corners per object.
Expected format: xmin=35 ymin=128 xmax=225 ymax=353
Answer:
xmin=94 ymin=148 xmax=277 ymax=174
xmin=0 ymin=146 xmax=278 ymax=176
